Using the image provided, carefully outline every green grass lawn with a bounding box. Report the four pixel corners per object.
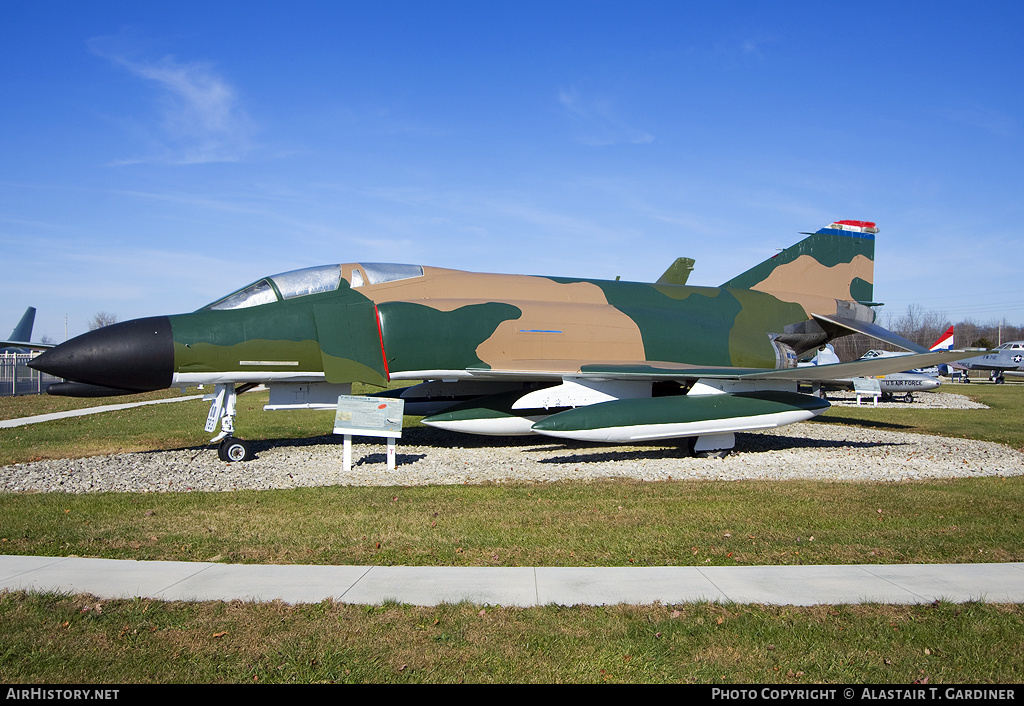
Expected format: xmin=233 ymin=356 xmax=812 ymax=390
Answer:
xmin=2 ymin=593 xmax=1020 ymax=683
xmin=819 ymin=382 xmax=1024 ymax=451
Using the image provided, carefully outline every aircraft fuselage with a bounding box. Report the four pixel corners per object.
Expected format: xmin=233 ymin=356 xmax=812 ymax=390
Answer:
xmin=44 ymin=267 xmax=859 ymax=395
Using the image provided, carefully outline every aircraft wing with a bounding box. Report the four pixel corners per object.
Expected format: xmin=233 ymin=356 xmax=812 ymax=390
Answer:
xmin=1 ymin=339 xmax=54 ymax=349
xmin=574 ymin=349 xmax=980 ymax=382
xmin=425 ymin=350 xmax=975 ymax=445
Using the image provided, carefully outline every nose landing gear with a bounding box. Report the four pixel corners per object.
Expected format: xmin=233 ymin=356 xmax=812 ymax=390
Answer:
xmin=205 ymin=383 xmax=260 ymax=462
xmin=218 ymin=436 xmax=253 ymax=462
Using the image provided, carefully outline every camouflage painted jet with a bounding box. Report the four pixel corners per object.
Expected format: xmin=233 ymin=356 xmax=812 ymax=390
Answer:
xmin=29 ymin=219 xmax=978 ymax=461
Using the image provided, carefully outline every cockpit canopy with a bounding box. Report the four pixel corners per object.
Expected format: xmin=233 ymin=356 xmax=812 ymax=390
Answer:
xmin=201 ymin=263 xmax=424 ymax=311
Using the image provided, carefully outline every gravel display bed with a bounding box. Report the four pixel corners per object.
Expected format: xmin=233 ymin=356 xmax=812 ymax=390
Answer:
xmin=3 ymin=392 xmax=1021 ymax=494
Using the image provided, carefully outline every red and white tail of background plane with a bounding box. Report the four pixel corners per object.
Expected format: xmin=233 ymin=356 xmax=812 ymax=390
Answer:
xmin=930 ymin=326 xmax=954 ymax=352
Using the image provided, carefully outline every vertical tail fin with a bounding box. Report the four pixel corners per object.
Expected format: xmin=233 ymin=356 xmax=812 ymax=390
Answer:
xmin=8 ymin=307 xmax=36 ymax=343
xmin=656 ymin=257 xmax=695 ymax=286
xmin=929 ymin=326 xmax=954 ymax=351
xmin=721 ymin=220 xmax=877 ymax=304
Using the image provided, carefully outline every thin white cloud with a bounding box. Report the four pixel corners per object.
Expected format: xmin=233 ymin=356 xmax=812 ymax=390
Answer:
xmin=88 ymin=35 xmax=256 ymax=165
xmin=557 ymin=88 xmax=654 ymax=146
xmin=738 ymin=33 xmax=778 ymax=61
xmin=942 ymin=104 xmax=1017 ymax=139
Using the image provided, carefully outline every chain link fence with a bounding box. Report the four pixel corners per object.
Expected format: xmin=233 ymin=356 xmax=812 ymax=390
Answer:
xmin=0 ymin=352 xmax=62 ymax=396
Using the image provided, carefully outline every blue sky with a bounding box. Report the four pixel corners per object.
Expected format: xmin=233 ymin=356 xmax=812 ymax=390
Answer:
xmin=2 ymin=1 xmax=1023 ymax=342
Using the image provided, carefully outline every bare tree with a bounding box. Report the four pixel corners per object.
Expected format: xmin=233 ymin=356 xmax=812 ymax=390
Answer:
xmin=88 ymin=312 xmax=118 ymax=331
xmin=830 ymin=304 xmax=1021 ymax=362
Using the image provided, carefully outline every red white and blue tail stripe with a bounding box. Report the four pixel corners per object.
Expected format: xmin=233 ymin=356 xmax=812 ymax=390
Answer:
xmin=930 ymin=326 xmax=954 ymax=352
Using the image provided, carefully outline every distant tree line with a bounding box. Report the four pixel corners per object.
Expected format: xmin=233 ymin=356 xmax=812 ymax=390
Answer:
xmin=829 ymin=304 xmax=1023 ymax=362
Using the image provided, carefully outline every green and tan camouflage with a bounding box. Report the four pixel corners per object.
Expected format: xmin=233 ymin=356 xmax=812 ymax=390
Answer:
xmin=31 ymin=219 xmax=976 ymax=460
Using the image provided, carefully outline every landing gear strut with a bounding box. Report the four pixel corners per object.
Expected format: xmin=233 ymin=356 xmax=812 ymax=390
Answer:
xmin=686 ymin=433 xmax=734 ymax=458
xmin=882 ymin=392 xmax=915 ymax=403
xmin=205 ymin=383 xmax=259 ymax=462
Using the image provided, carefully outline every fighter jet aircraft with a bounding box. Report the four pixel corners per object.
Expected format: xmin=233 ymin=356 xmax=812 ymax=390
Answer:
xmin=949 ymin=341 xmax=1024 ymax=383
xmin=804 ymin=344 xmax=941 ymax=402
xmin=29 ymin=219 xmax=978 ymax=461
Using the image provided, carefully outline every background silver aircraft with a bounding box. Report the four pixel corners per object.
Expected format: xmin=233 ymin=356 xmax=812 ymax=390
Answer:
xmin=802 ymin=325 xmax=956 ymax=401
xmin=949 ymin=341 xmax=1024 ymax=383
xmin=803 ymin=344 xmax=941 ymax=401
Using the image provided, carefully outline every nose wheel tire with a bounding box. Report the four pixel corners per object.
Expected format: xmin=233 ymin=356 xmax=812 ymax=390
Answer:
xmin=218 ymin=437 xmax=253 ymax=462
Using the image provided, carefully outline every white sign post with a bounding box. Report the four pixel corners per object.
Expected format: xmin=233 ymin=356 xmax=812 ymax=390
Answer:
xmin=852 ymin=377 xmax=882 ymax=407
xmin=333 ymin=395 xmax=405 ymax=472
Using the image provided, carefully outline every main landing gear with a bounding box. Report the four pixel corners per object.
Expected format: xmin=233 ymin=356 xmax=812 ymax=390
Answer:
xmin=881 ymin=392 xmax=915 ymax=403
xmin=686 ymin=433 xmax=734 ymax=459
xmin=205 ymin=383 xmax=259 ymax=462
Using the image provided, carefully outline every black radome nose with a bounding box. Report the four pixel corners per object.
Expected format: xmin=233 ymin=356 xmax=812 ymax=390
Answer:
xmin=29 ymin=316 xmax=174 ymax=393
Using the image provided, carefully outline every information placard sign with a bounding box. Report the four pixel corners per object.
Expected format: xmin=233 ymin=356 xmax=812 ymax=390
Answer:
xmin=852 ymin=376 xmax=882 ymax=407
xmin=333 ymin=395 xmax=405 ymax=438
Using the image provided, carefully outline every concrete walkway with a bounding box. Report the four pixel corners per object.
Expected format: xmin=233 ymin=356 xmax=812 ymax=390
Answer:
xmin=2 ymin=555 xmax=1022 ymax=606
xmin=0 ymin=395 xmax=204 ymax=428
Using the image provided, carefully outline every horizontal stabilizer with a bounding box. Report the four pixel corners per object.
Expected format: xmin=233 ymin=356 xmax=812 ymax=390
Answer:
xmin=812 ymin=313 xmax=927 ymax=353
